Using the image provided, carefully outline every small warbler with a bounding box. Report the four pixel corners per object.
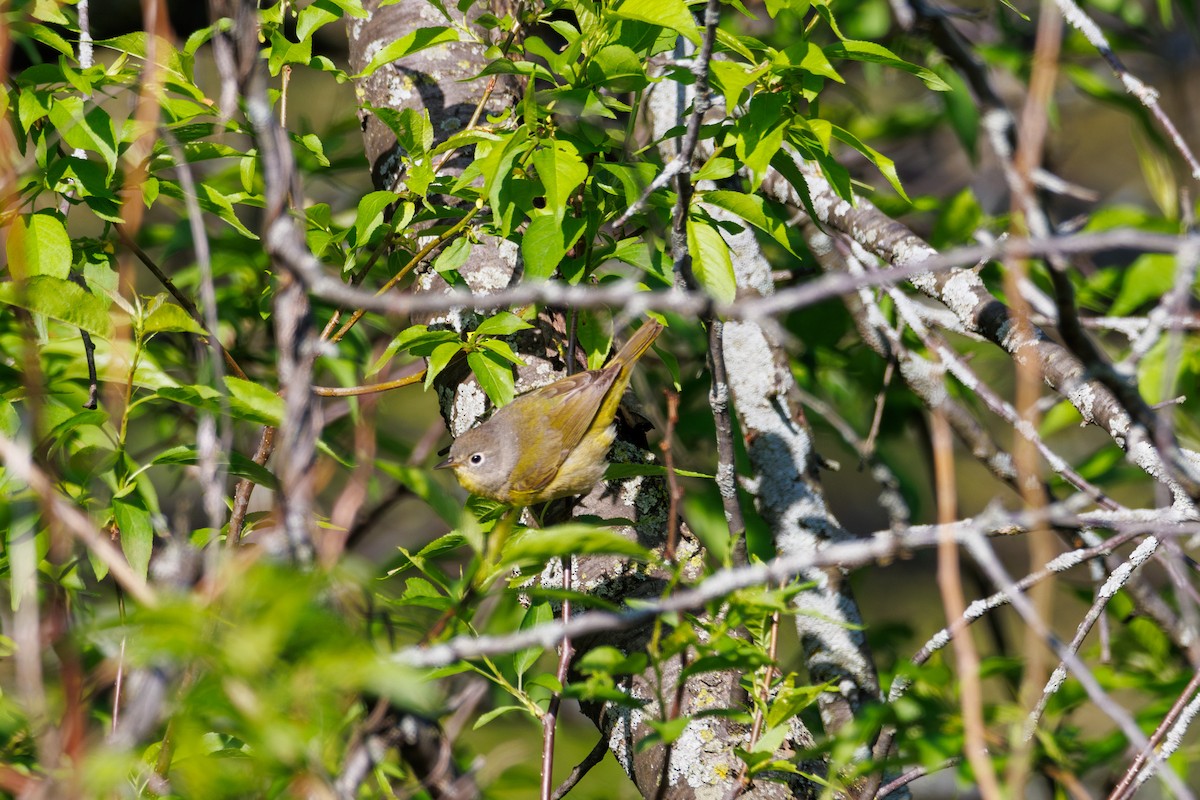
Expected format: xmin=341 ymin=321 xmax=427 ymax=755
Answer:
xmin=437 ymin=320 xmax=663 ymax=506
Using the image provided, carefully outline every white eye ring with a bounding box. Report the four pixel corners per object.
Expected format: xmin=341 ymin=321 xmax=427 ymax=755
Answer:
xmin=469 ymin=453 xmax=485 ymax=466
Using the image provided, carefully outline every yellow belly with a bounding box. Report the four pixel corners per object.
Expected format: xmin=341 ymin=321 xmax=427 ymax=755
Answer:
xmin=507 ymin=424 xmax=615 ymax=505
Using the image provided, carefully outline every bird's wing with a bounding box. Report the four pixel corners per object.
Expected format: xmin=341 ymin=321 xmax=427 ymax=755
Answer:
xmin=507 ymin=369 xmax=618 ymax=495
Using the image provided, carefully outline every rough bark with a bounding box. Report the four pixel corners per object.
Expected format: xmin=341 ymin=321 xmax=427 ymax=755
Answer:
xmin=345 ymin=5 xmax=803 ymax=797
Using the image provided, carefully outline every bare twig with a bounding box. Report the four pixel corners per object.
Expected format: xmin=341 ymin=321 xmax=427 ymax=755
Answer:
xmin=399 ymin=505 xmax=1197 ymax=669
xmin=282 ymin=228 xmax=1196 ymax=324
xmin=540 ymin=562 xmax=574 ymax=800
xmin=550 ymin=735 xmax=610 ymax=800
xmin=0 ymin=433 xmax=157 ymax=606
xmin=659 ymin=390 xmax=683 ymax=561
xmin=1054 ymin=0 xmax=1200 ymax=179
xmin=931 ymin=410 xmax=1000 ymax=798
xmin=962 ymin=532 xmax=1194 ymax=800
xmin=1107 ymin=652 xmax=1200 ymax=800
xmin=313 ymin=367 xmax=425 ymax=397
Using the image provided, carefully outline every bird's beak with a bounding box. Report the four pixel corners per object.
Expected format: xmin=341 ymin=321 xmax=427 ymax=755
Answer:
xmin=434 ymin=456 xmax=455 ymax=470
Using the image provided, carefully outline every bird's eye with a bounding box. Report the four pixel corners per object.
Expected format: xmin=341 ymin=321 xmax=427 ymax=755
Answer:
xmin=469 ymin=453 xmax=485 ymax=466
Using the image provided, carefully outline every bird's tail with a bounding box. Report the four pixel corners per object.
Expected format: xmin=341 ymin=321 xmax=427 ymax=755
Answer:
xmin=610 ymin=319 xmax=664 ymax=373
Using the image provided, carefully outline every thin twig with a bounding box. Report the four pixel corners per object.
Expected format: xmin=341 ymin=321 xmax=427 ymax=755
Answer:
xmin=874 ymin=758 xmax=961 ymax=799
xmin=540 ymin=561 xmax=574 ymax=800
xmin=659 ymin=390 xmax=683 ymax=560
xmin=313 ymin=368 xmax=425 ymax=396
xmin=285 ymin=228 xmax=1197 ymax=323
xmin=0 ymin=433 xmax=157 ymax=606
xmin=329 ymin=205 xmax=482 ymax=344
xmin=963 ymin=532 xmax=1195 ymax=800
xmin=550 ymin=734 xmax=610 ymax=800
xmin=400 ymin=505 xmax=1200 ymax=669
xmin=653 ymin=648 xmax=689 ymax=800
xmin=931 ymin=410 xmax=1001 ymax=798
xmin=665 ymin=0 xmax=745 ymax=565
xmin=1054 ymin=0 xmax=1200 ymax=179
xmin=1024 ymin=536 xmax=1159 ymax=740
xmin=1107 ymin=659 xmax=1200 ymax=800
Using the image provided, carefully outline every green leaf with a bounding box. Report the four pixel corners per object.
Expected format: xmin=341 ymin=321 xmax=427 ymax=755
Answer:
xmin=368 ymin=325 xmax=460 ymax=376
xmin=354 ymin=190 xmax=400 ymax=247
xmin=225 ymin=377 xmax=286 ymax=426
xmin=1111 ymin=253 xmax=1174 ymax=316
xmin=694 ymin=156 xmax=736 ymax=182
xmin=48 ymin=97 xmax=118 ymax=175
xmin=385 ymin=107 xmax=433 ymax=157
xmin=32 ymin=0 xmax=70 ymax=24
xmin=297 ymin=132 xmax=329 ymax=167
xmin=514 ymin=602 xmax=552 ymax=677
xmin=267 ymin=28 xmax=313 ymax=74
xmin=296 ymin=0 xmax=342 ymax=41
xmin=764 ymin=0 xmax=810 ymax=18
xmin=477 ymin=339 xmax=526 ymax=366
xmin=5 ymin=212 xmax=71 ymax=280
xmin=502 ymin=524 xmax=650 ymax=565
xmin=467 ymin=350 xmax=516 ymax=407
xmin=151 ymin=445 xmax=279 ymax=489
xmin=376 ymin=463 xmax=462 ymax=526
xmin=531 ymin=140 xmax=587 ymax=223
xmin=586 ymin=44 xmax=649 ymax=92
xmin=639 ymin=717 xmax=690 ymax=750
xmin=432 ymin=236 xmax=472 ymax=274
xmin=701 ymin=190 xmax=806 ymax=257
xmin=143 ymin=301 xmax=206 ymax=335
xmin=0 ymin=276 xmax=114 ymax=338
xmin=576 ymin=312 xmax=613 ymax=370
xmin=611 ymin=0 xmax=700 ymax=45
xmin=605 ymin=462 xmax=714 ymax=481
xmin=424 ymin=341 xmax=464 ymax=390
xmin=710 ymin=60 xmax=763 ymax=111
xmin=112 ymin=498 xmax=154 ymax=582
xmin=825 ymin=122 xmax=910 ymax=202
xmin=764 ymin=682 xmax=827 ymax=728
xmin=474 ymin=126 xmax=532 ymax=237
xmin=474 ymin=311 xmax=533 ymax=337
xmin=473 ymin=705 xmax=527 ymax=729
xmin=356 ymin=27 xmax=459 ymax=77
xmin=521 ymin=213 xmax=585 ymax=280
xmin=575 ymin=646 xmax=649 ymax=675
xmin=824 ymin=40 xmax=950 ymax=91
xmin=734 ymin=93 xmax=788 ymax=190
xmin=687 ymin=216 xmax=736 ymax=304
xmin=158 ymin=180 xmax=258 ymax=239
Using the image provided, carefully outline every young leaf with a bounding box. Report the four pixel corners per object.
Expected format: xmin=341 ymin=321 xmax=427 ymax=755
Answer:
xmin=0 ymin=276 xmax=114 ymax=338
xmin=521 ymin=213 xmax=585 ymax=280
xmin=531 ymin=140 xmax=587 ymax=223
xmin=734 ymin=93 xmax=788 ymax=190
xmin=112 ymin=498 xmax=154 ymax=582
xmin=151 ymin=445 xmax=279 ymax=489
xmin=474 ymin=311 xmax=533 ymax=337
xmin=6 ymin=212 xmax=71 ymax=280
xmin=611 ymin=0 xmax=700 ymax=45
xmin=143 ymin=301 xmax=206 ymax=335
xmin=467 ymin=349 xmax=516 ymax=407
xmin=502 ymin=524 xmax=650 ymax=564
xmin=424 ymin=341 xmax=465 ymax=390
xmin=225 ymin=377 xmax=286 ymax=426
xmin=356 ymin=27 xmax=459 ymax=77
xmin=824 ymin=40 xmax=950 ymax=92
xmin=687 ymin=216 xmax=736 ymax=304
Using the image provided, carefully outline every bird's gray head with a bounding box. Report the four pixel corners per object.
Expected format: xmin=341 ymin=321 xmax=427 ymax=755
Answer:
xmin=438 ymin=418 xmax=520 ymax=499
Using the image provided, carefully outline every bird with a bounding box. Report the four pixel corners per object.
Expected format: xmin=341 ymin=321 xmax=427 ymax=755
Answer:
xmin=436 ymin=319 xmax=663 ymax=506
